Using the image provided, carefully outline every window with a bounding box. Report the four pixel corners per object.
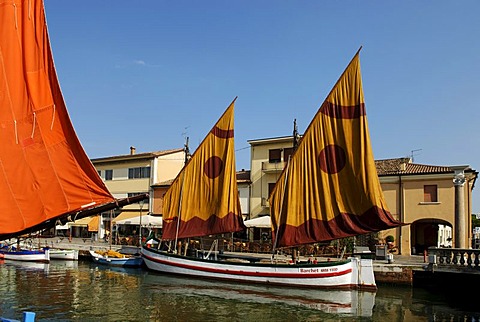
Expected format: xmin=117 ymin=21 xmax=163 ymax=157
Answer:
xmin=97 ymin=170 xmax=101 ymax=177
xmin=269 ymin=149 xmax=281 ymax=163
xmin=105 ymin=169 xmax=113 ymax=181
xmin=128 ymin=167 xmax=151 ymax=179
xmin=283 ymin=147 xmax=294 ymax=163
xmin=268 ymin=182 xmax=277 ymax=197
xmin=424 ymin=185 xmax=438 ymax=202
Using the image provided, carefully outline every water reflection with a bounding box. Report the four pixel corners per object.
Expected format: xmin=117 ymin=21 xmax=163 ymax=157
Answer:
xmin=0 ymin=260 xmax=478 ymax=322
xmin=142 ymin=272 xmax=375 ymax=316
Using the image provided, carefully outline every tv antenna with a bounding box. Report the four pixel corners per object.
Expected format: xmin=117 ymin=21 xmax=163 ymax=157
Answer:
xmin=410 ymin=149 xmax=422 ymax=162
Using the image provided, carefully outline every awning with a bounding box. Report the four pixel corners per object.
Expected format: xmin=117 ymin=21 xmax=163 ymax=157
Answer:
xmin=112 ymin=212 xmax=142 ymax=224
xmin=55 ymin=216 xmax=96 ymax=230
xmin=87 ymin=216 xmax=100 ymax=232
xmin=114 ymin=214 xmax=162 ymax=228
xmin=69 ymin=216 xmax=93 ymax=228
xmin=244 ymin=216 xmax=271 ymax=228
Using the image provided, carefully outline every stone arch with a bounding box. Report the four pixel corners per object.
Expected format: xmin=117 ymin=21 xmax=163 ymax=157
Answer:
xmin=410 ymin=218 xmax=452 ymax=255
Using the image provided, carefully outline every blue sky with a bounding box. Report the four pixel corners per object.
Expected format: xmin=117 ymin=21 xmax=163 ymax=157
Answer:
xmin=43 ymin=1 xmax=480 ymax=212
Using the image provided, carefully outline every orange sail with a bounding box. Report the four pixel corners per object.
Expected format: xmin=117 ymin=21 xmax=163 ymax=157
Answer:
xmin=162 ymin=98 xmax=245 ymax=240
xmin=0 ymin=0 xmax=145 ymax=239
xmin=269 ymin=49 xmax=403 ymax=248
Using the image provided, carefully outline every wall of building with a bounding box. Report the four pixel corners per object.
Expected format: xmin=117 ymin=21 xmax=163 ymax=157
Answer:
xmin=154 ymin=151 xmax=185 ymax=184
xmin=152 ymin=186 xmax=168 ymax=215
xmin=238 ymin=184 xmax=250 ymax=218
xmin=249 ymin=137 xmax=293 ymax=218
xmin=377 ymin=171 xmax=475 ymax=255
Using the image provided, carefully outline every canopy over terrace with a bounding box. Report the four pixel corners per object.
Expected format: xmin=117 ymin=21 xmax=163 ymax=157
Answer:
xmin=243 ymin=216 xmax=271 ymax=228
xmin=113 ymin=212 xmax=163 ymax=228
xmin=55 ymin=216 xmax=98 ymax=230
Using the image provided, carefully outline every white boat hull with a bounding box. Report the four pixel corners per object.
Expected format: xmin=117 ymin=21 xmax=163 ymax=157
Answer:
xmin=48 ymin=249 xmax=79 ymax=261
xmin=0 ymin=249 xmax=50 ymax=263
xmin=141 ymin=247 xmax=376 ymax=290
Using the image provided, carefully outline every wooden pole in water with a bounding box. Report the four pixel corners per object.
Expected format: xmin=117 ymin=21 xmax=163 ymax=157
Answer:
xmin=109 ymin=210 xmax=113 ymax=250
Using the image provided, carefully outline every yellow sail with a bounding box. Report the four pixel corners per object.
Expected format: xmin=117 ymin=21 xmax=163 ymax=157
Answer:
xmin=270 ymin=49 xmax=403 ymax=247
xmin=162 ymin=98 xmax=245 ymax=240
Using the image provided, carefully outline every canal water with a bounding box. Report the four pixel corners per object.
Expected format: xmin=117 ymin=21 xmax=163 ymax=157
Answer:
xmin=0 ymin=259 xmax=478 ymax=322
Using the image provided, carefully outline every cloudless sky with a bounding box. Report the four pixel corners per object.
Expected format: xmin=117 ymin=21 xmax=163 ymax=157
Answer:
xmin=43 ymin=1 xmax=480 ymax=212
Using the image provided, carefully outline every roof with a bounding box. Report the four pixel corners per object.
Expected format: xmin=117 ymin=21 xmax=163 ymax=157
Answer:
xmin=152 ymin=178 xmax=175 ymax=187
xmin=375 ymin=157 xmax=476 ymax=176
xmin=236 ymin=169 xmax=251 ymax=183
xmin=247 ymin=135 xmax=295 ymax=145
xmin=91 ymin=148 xmax=184 ymax=163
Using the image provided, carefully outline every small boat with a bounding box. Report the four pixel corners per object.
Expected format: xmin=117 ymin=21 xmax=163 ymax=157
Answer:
xmin=0 ymin=311 xmax=36 ymax=322
xmin=141 ymin=48 xmax=403 ymax=290
xmin=89 ymin=250 xmax=144 ymax=268
xmin=0 ymin=246 xmax=50 ymax=263
xmin=47 ymin=248 xmax=79 ymax=261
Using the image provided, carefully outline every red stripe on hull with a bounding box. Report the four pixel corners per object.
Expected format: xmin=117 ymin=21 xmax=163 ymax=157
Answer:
xmin=143 ymin=253 xmax=352 ymax=279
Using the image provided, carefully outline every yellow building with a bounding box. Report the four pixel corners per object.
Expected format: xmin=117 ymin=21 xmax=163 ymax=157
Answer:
xmin=91 ymin=146 xmax=184 ymax=239
xmin=248 ymin=136 xmax=478 ymax=255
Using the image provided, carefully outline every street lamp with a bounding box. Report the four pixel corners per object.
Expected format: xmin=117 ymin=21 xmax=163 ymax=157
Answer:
xmin=139 ymin=200 xmax=144 ymax=247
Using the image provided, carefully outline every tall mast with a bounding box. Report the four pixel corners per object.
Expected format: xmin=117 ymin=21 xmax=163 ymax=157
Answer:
xmin=184 ymin=137 xmax=191 ymax=165
xmin=293 ymin=118 xmax=299 ymax=151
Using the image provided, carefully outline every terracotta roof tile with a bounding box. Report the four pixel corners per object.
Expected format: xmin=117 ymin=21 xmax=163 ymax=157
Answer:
xmin=92 ymin=148 xmax=184 ymax=162
xmin=236 ymin=170 xmax=251 ymax=183
xmin=375 ymin=157 xmax=470 ymax=175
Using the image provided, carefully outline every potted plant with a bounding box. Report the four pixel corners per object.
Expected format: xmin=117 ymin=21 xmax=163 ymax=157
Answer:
xmin=386 ymin=235 xmax=395 ymax=244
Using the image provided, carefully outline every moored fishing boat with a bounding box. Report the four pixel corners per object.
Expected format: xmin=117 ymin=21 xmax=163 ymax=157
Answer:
xmin=47 ymin=248 xmax=79 ymax=261
xmin=141 ymin=247 xmax=374 ymax=288
xmin=142 ymin=52 xmax=403 ymax=290
xmin=0 ymin=247 xmax=50 ymax=263
xmin=89 ymin=250 xmax=143 ymax=268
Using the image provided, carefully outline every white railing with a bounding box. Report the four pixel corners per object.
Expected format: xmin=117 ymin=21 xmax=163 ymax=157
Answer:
xmin=427 ymin=247 xmax=480 ymax=269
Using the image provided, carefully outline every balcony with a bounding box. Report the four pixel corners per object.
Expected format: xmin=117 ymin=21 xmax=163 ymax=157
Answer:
xmin=261 ymin=161 xmax=285 ymax=173
xmin=261 ymin=197 xmax=270 ymax=208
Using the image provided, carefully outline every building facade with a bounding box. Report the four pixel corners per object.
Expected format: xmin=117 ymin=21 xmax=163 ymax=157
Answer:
xmin=248 ymin=136 xmax=295 ymax=219
xmin=377 ymin=159 xmax=477 ymax=255
xmin=248 ymin=136 xmax=478 ymax=255
xmin=91 ymin=146 xmax=184 ymax=239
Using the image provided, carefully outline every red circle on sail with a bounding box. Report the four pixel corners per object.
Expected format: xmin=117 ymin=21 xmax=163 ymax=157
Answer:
xmin=204 ymin=156 xmax=223 ymax=179
xmin=318 ymin=144 xmax=346 ymax=174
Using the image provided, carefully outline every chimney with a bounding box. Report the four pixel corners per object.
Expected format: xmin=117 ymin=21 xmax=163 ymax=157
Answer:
xmin=130 ymin=146 xmax=136 ymax=155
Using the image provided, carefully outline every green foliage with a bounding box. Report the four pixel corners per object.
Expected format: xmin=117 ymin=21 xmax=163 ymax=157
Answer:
xmin=385 ymin=235 xmax=395 ymax=243
xmin=336 ymin=237 xmax=355 ymax=253
xmin=473 ymin=215 xmax=480 ymax=229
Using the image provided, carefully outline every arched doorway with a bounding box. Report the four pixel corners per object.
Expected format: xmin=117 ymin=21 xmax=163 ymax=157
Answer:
xmin=410 ymin=219 xmax=452 ymax=254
